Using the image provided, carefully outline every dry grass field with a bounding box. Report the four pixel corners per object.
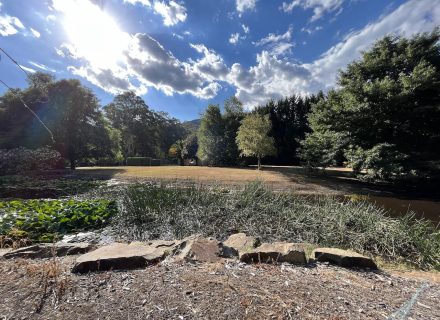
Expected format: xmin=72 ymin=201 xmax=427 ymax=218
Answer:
xmin=76 ymin=165 xmax=344 ymax=194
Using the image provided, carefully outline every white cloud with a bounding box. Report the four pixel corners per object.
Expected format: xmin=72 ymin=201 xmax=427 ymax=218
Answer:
xmin=253 ymin=26 xmax=294 ymax=56
xmin=254 ymin=26 xmax=293 ymax=46
xmin=242 ymin=24 xmax=250 ymax=34
xmin=229 ymin=33 xmax=240 ymax=44
xmin=0 ymin=14 xmax=25 ymax=37
xmin=29 ymin=61 xmax=55 ymax=72
xmin=19 ymin=65 xmax=36 ymax=73
xmin=51 ymin=0 xmax=440 ymax=109
xmin=30 ymin=28 xmax=40 ymax=38
xmin=123 ymin=0 xmax=151 ymax=6
xmin=236 ymin=0 xmax=257 ymax=14
xmin=234 ymin=0 xmax=440 ymax=107
xmin=153 ymin=1 xmax=187 ymax=26
xmin=281 ymin=0 xmax=344 ymax=21
xmin=301 ymin=25 xmax=322 ymax=34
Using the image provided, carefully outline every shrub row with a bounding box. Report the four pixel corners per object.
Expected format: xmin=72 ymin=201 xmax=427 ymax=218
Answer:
xmin=0 ymin=147 xmax=63 ymax=175
xmin=126 ymin=157 xmax=161 ymax=166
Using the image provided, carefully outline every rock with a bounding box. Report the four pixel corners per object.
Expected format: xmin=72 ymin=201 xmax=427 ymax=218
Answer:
xmin=3 ymin=243 xmax=94 ymax=259
xmin=222 ymin=233 xmax=258 ymax=258
xmin=175 ymin=235 xmax=222 ymax=263
xmin=72 ymin=240 xmax=178 ymax=273
xmin=240 ymin=242 xmax=306 ymax=264
xmin=312 ymin=248 xmax=377 ymax=269
xmin=0 ymin=248 xmax=11 ymax=258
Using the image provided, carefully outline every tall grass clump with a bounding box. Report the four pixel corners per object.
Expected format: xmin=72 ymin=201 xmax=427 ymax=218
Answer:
xmin=112 ymin=181 xmax=440 ymax=270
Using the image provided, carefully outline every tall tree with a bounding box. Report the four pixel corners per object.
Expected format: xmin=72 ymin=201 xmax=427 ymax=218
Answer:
xmin=301 ymin=29 xmax=440 ymax=180
xmin=223 ymin=96 xmax=245 ymax=165
xmin=197 ymin=104 xmax=225 ymax=166
xmin=236 ymin=114 xmax=276 ymax=170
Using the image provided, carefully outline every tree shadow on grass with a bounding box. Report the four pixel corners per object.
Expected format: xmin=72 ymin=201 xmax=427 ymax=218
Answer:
xmin=0 ymin=168 xmax=126 ymax=199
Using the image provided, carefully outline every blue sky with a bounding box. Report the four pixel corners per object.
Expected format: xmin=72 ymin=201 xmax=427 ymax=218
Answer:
xmin=0 ymin=0 xmax=439 ymax=120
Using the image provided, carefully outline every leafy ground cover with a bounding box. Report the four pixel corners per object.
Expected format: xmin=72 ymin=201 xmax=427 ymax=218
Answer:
xmin=0 ymin=199 xmax=117 ymax=243
xmin=111 ymin=182 xmax=440 ymax=270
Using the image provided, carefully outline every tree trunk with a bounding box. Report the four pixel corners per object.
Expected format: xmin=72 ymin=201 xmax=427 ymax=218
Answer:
xmin=257 ymin=156 xmax=261 ymax=170
xmin=70 ymin=158 xmax=76 ymax=170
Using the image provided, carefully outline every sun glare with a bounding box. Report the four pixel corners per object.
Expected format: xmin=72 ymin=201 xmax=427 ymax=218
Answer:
xmin=57 ymin=0 xmax=131 ymax=69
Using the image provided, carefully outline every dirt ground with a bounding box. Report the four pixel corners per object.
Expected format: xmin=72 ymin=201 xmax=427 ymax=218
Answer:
xmin=1 ymin=256 xmax=439 ymax=320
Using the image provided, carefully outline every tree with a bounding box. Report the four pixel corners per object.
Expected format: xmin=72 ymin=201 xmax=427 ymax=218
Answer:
xmin=182 ymin=133 xmax=198 ymax=160
xmin=236 ymin=114 xmax=276 ymax=170
xmin=45 ymin=79 xmax=108 ymax=169
xmin=301 ymin=29 xmax=440 ymax=180
xmin=168 ymin=140 xmax=184 ymax=165
xmin=197 ymin=104 xmax=225 ymax=166
xmin=104 ymin=91 xmax=185 ymax=162
xmin=223 ymin=96 xmax=245 ymax=165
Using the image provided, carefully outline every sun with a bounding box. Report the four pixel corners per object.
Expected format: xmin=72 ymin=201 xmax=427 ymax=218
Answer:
xmin=54 ymin=0 xmax=131 ymax=69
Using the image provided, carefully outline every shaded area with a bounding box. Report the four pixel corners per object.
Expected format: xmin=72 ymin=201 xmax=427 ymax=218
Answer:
xmin=0 ymin=169 xmax=125 ymax=199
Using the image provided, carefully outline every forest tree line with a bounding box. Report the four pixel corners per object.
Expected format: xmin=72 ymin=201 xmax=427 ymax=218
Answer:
xmin=1 ymin=29 xmax=439 ymax=181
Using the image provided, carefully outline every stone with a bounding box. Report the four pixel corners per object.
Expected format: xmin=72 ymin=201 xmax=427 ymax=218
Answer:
xmin=240 ymin=242 xmax=306 ymax=264
xmin=72 ymin=240 xmax=178 ymax=273
xmin=175 ymin=235 xmax=222 ymax=263
xmin=3 ymin=243 xmax=94 ymax=259
xmin=312 ymin=248 xmax=377 ymax=269
xmin=0 ymin=248 xmax=11 ymax=258
xmin=222 ymin=233 xmax=258 ymax=258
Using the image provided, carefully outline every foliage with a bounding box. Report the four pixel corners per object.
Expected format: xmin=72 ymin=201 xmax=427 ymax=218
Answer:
xmin=0 ymin=199 xmax=117 ymax=242
xmin=104 ymin=91 xmax=185 ymax=161
xmin=0 ymin=147 xmax=63 ymax=175
xmin=346 ymin=143 xmax=409 ymax=181
xmin=236 ymin=114 xmax=276 ymax=169
xmin=113 ymin=182 xmax=440 ymax=270
xmin=255 ymin=93 xmax=323 ymax=164
xmin=300 ymin=131 xmax=348 ymax=168
xmin=0 ymin=74 xmax=117 ymax=169
xmin=181 ymin=133 xmax=198 ymax=159
xmin=302 ymin=30 xmax=440 ymax=180
xmin=197 ymin=104 xmax=225 ymax=166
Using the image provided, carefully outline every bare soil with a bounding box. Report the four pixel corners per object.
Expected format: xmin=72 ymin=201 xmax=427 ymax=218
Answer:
xmin=1 ymin=256 xmax=439 ymax=319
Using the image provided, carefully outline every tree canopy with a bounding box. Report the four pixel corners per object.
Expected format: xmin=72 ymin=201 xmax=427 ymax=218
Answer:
xmin=301 ymin=29 xmax=440 ymax=180
xmin=236 ymin=113 xmax=276 ymax=169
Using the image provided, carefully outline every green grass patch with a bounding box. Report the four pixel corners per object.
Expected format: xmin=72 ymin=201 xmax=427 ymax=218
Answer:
xmin=0 ymin=199 xmax=117 ymax=242
xmin=112 ymin=181 xmax=440 ymax=270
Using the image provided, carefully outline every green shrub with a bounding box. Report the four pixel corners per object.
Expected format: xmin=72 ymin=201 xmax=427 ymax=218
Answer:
xmin=113 ymin=181 xmax=440 ymax=270
xmin=126 ymin=157 xmax=151 ymax=166
xmin=0 ymin=199 xmax=117 ymax=242
xmin=346 ymin=143 xmax=409 ymax=181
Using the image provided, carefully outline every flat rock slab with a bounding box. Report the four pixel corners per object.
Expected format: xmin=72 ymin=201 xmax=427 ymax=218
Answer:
xmin=313 ymin=248 xmax=377 ymax=269
xmin=222 ymin=233 xmax=258 ymax=258
xmin=176 ymin=236 xmax=222 ymax=263
xmin=240 ymin=242 xmax=306 ymax=264
xmin=3 ymin=243 xmax=94 ymax=259
xmin=72 ymin=241 xmax=178 ymax=273
xmin=0 ymin=248 xmax=11 ymax=258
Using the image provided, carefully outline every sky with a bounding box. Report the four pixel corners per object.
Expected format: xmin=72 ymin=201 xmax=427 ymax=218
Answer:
xmin=0 ymin=0 xmax=439 ymax=120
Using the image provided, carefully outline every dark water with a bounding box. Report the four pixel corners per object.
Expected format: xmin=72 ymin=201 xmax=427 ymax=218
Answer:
xmin=367 ymin=196 xmax=440 ymax=227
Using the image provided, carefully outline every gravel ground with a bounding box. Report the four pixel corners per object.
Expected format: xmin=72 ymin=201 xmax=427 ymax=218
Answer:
xmin=0 ymin=257 xmax=439 ymax=320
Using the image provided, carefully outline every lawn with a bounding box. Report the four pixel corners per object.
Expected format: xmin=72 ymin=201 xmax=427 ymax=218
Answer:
xmin=76 ymin=165 xmax=342 ymax=194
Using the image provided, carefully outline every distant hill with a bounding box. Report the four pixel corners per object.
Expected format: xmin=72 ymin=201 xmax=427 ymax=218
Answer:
xmin=182 ymin=119 xmax=200 ymax=134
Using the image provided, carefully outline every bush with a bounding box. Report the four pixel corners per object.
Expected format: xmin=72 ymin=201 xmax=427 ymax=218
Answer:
xmin=0 ymin=199 xmax=117 ymax=243
xmin=0 ymin=147 xmax=63 ymax=175
xmin=126 ymin=157 xmax=151 ymax=166
xmin=346 ymin=143 xmax=409 ymax=181
xmin=112 ymin=182 xmax=440 ymax=270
